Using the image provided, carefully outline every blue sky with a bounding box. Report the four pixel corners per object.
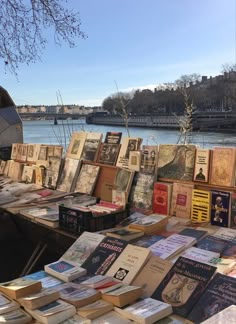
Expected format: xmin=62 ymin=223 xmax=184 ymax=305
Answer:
xmin=1 ymin=0 xmax=236 ymax=106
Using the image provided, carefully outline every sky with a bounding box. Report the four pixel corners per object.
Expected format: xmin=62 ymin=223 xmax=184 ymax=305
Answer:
xmin=1 ymin=0 xmax=236 ymax=107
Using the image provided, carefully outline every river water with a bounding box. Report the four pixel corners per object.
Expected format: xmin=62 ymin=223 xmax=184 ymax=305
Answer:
xmin=23 ymin=119 xmax=236 ymax=149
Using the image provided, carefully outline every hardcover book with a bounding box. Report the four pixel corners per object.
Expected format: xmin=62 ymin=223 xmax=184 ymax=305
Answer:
xmin=210 ymin=190 xmax=231 ymax=227
xmin=152 ymin=182 xmax=173 ymax=216
xmin=132 ymin=255 xmax=172 ymax=297
xmin=81 ymin=132 xmax=103 ymax=162
xmin=115 ymin=297 xmax=173 ymax=324
xmin=116 ymin=137 xmax=142 ymax=168
xmin=106 ymin=244 xmax=151 ymax=284
xmin=151 ymin=256 xmax=216 ymax=318
xmin=66 ymin=132 xmax=87 ymax=160
xmin=61 ymin=231 xmax=105 ymax=266
xmin=73 ymin=163 xmax=100 ymax=194
xmin=187 ymin=273 xmax=236 ymax=323
xmin=191 ymin=189 xmax=211 ymax=223
xmin=157 ymin=144 xmax=196 ymax=181
xmin=81 ymin=236 xmax=128 ymax=275
xmin=193 ymin=148 xmax=211 ymax=183
xmin=210 ymin=146 xmax=236 ymax=187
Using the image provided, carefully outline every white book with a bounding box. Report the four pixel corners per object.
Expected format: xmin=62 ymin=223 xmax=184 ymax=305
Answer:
xmin=91 ymin=311 xmax=132 ymax=324
xmin=0 ymin=292 xmax=20 ymax=314
xmin=80 ymin=275 xmax=112 ymax=289
xmin=0 ymin=308 xmax=32 ymax=324
xmin=201 ymin=305 xmax=236 ymax=324
xmin=25 ymin=299 xmax=76 ymax=324
xmin=170 ymin=246 xmax=220 ymax=264
xmin=44 ymin=260 xmax=86 ymax=282
xmin=149 ymin=239 xmax=185 ymax=260
xmin=164 ymin=233 xmax=197 ymax=248
xmin=212 ymin=227 xmax=236 ymax=241
xmin=115 ymin=298 xmax=173 ymax=324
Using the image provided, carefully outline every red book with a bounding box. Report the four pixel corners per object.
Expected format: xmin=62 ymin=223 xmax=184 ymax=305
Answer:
xmin=152 ymin=182 xmax=172 ymax=215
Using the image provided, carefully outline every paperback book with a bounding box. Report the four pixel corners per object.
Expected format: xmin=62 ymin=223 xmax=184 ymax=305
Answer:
xmin=44 ymin=260 xmax=87 ymax=282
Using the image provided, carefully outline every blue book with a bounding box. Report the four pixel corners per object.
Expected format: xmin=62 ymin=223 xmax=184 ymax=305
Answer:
xmin=132 ymin=235 xmax=164 ymax=248
xmin=24 ymin=270 xmax=63 ymax=288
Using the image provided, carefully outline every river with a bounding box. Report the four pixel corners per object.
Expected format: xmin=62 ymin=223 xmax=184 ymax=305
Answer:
xmin=23 ymin=119 xmax=236 ymax=149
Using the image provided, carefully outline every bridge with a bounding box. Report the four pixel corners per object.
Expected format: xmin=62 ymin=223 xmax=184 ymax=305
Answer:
xmin=19 ymin=112 xmax=86 ymax=120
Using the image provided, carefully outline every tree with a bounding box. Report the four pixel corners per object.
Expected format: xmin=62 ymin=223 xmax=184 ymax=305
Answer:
xmin=0 ymin=0 xmax=86 ymax=74
xmin=221 ymin=62 xmax=236 ymax=73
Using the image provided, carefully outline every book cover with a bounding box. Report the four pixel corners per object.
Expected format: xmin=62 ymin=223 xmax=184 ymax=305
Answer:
xmin=187 ymin=273 xmax=236 ymax=323
xmin=128 ymin=151 xmax=141 ymax=172
xmin=44 ymin=156 xmax=62 ymax=189
xmin=193 ymin=148 xmax=211 ymax=183
xmin=230 ymin=192 xmax=236 ymax=228
xmin=66 ymin=132 xmax=87 ymax=160
xmin=132 ymin=234 xmax=164 ymax=248
xmin=152 ymin=182 xmax=173 ymax=216
xmin=114 ymin=168 xmax=135 ymax=194
xmin=151 ymin=256 xmax=216 ymax=318
xmin=210 ymin=190 xmax=231 ymax=227
xmin=221 ymin=241 xmax=236 ymax=259
xmin=81 ymin=236 xmax=128 ymax=275
xmin=74 ymin=163 xmax=100 ymax=194
xmin=104 ymin=132 xmax=122 ymax=144
xmin=197 ymin=235 xmax=229 ymax=255
xmin=210 ymin=146 xmax=236 ymax=187
xmin=132 ymin=255 xmax=173 ymax=297
xmin=191 ymin=189 xmax=211 ymax=223
xmin=106 ymin=244 xmax=151 ymax=284
xmin=97 ymin=143 xmax=121 ymax=165
xmin=200 ymin=305 xmax=236 ymax=324
xmin=81 ymin=132 xmax=103 ymax=162
xmin=140 ymin=145 xmax=158 ymax=175
xmin=212 ymin=227 xmax=236 ymax=241
xmin=44 ymin=260 xmax=86 ymax=282
xmin=106 ymin=228 xmax=144 ymax=241
xmin=149 ymin=239 xmax=185 ymax=260
xmin=157 ymin=144 xmax=196 ymax=181
xmin=57 ymin=158 xmax=81 ymax=192
xmin=178 ymin=228 xmax=207 ymax=242
xmin=116 ymin=137 xmax=142 ymax=168
xmin=170 ymin=183 xmax=194 ymax=218
xmin=61 ymin=231 xmax=105 ymax=266
xmin=170 ymin=246 xmax=220 ymax=265
xmin=23 ymin=270 xmax=63 ymax=289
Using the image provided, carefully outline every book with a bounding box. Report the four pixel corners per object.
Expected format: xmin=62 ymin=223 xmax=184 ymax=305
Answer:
xmin=193 ymin=148 xmax=211 ymax=183
xmin=105 ymin=228 xmax=144 ymax=241
xmin=210 ymin=190 xmax=231 ymax=227
xmin=157 ymin=144 xmax=196 ymax=181
xmin=132 ymin=255 xmax=172 ymax=297
xmin=197 ymin=235 xmax=229 ymax=255
xmin=36 ymin=213 xmax=59 ymax=228
xmin=97 ymin=143 xmax=121 ymax=166
xmin=27 ymin=144 xmax=41 ymax=162
xmin=170 ymin=182 xmax=194 ymax=219
xmin=101 ymin=285 xmax=143 ymax=307
xmin=208 ymin=257 xmax=236 ymax=274
xmin=91 ymin=310 xmax=133 ymax=323
xmin=116 ymin=137 xmax=142 ymax=168
xmin=151 ymin=256 xmax=217 ymax=318
xmin=129 ymin=214 xmax=168 ymax=234
xmin=128 ymin=151 xmax=141 ymax=172
xmin=66 ymin=132 xmax=87 ymax=160
xmin=164 ymin=233 xmax=197 ymax=249
xmin=187 ymin=273 xmax=236 ymax=323
xmin=191 ymin=189 xmax=211 ymax=223
xmin=19 ymin=205 xmax=58 ymax=221
xmin=0 ymin=308 xmax=32 ymax=323
xmin=58 ymin=314 xmax=91 ymax=323
xmin=0 ymin=278 xmax=42 ymax=300
xmin=21 ymin=165 xmax=34 ymax=183
xmin=77 ymin=300 xmax=113 ymax=320
xmin=230 ymin=192 xmax=236 ymax=228
xmin=23 ymin=270 xmax=63 ymax=289
xmin=74 ymin=163 xmax=100 ymax=195
xmin=44 ymin=156 xmax=62 ymax=189
xmin=18 ymin=288 xmax=60 ymax=310
xmin=200 ymin=305 xmax=236 ymax=324
xmin=44 ymin=260 xmax=87 ymax=282
xmin=170 ymin=246 xmax=220 ymax=265
xmin=24 ymin=299 xmax=76 ymax=324
xmin=54 ymin=283 xmax=100 ymax=308
xmin=79 ymin=275 xmax=113 ymax=289
xmin=152 ymin=182 xmax=173 ymax=216
xmin=210 ymin=146 xmax=236 ymax=187
xmin=221 ymin=241 xmax=236 ymax=259
xmin=104 ymin=132 xmax=122 ymax=144
xmin=114 ymin=168 xmax=135 ymax=194
xmin=106 ymin=244 xmax=151 ymax=284
xmin=212 ymin=227 xmax=236 ymax=241
xmin=57 ymin=158 xmax=81 ymax=192
xmin=132 ymin=234 xmax=164 ymax=248
xmin=148 ymin=239 xmax=185 ymax=260
xmin=115 ymin=297 xmax=173 ymax=324
xmin=177 ymin=228 xmax=208 ymax=242
xmin=140 ymin=145 xmax=158 ymax=175
xmin=61 ymin=231 xmax=105 ymax=266
xmin=0 ymin=292 xmax=20 ymax=314
xmin=81 ymin=132 xmax=103 ymax=162
xmin=81 ymin=236 xmax=128 ymax=275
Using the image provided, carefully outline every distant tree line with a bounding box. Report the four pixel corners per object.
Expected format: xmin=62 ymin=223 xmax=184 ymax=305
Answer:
xmin=102 ymin=67 xmax=236 ymax=115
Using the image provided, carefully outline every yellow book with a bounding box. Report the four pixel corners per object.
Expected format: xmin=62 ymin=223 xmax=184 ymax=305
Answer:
xmin=191 ymin=189 xmax=210 ymax=223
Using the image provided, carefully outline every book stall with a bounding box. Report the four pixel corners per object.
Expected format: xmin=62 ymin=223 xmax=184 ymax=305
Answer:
xmin=0 ymin=131 xmax=236 ymax=323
